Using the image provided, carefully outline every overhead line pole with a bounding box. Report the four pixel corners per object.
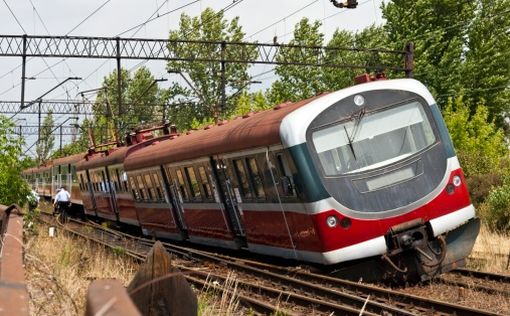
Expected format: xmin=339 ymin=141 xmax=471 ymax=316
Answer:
xmin=20 ymin=34 xmax=27 ymax=109
xmin=0 ymin=35 xmax=410 ymax=72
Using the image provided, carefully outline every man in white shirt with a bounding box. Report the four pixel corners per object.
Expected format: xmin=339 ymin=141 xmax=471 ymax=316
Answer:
xmin=54 ymin=186 xmax=71 ymax=219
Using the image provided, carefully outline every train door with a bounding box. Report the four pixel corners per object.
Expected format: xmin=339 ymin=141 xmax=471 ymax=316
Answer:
xmin=103 ymin=168 xmax=120 ymax=222
xmin=84 ymin=170 xmax=98 ymax=216
xmin=160 ymin=166 xmax=188 ymax=234
xmin=210 ymin=156 xmax=246 ymax=239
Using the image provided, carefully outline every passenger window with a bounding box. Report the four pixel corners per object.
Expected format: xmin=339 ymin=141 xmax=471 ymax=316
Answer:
xmin=198 ymin=166 xmax=212 ymax=199
xmin=136 ymin=175 xmax=146 ymax=200
xmin=233 ymin=159 xmax=252 ymax=198
xmin=144 ymin=174 xmax=155 ymax=201
xmin=246 ymin=157 xmax=265 ymax=198
xmin=175 ymin=169 xmax=189 ymax=201
xmin=128 ymin=176 xmax=138 ymax=200
xmin=185 ymin=167 xmax=201 ymax=200
xmin=152 ymin=172 xmax=164 ymax=201
xmin=276 ymin=153 xmax=295 ymax=196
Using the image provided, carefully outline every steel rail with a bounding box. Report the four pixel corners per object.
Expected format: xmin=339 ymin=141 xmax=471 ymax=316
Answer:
xmin=41 ymin=213 xmax=503 ymax=315
xmin=37 ymin=214 xmax=289 ymax=315
xmin=452 ymin=268 xmax=510 ymax=283
xmin=184 ymin=269 xmax=378 ymax=316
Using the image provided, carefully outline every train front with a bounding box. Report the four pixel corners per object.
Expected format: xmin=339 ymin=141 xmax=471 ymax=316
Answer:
xmin=281 ymin=79 xmax=480 ymax=281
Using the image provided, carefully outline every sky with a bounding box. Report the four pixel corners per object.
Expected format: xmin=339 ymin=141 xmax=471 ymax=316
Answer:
xmin=0 ymin=0 xmax=384 ymax=154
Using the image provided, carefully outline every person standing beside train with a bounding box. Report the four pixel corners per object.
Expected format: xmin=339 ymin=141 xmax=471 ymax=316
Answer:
xmin=54 ymin=186 xmax=71 ymax=221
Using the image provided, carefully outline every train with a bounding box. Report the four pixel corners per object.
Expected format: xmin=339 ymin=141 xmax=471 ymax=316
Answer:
xmin=23 ymin=78 xmax=480 ymax=281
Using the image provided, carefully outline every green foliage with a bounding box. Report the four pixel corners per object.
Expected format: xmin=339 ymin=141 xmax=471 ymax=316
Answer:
xmin=382 ymin=0 xmax=510 ymax=122
xmin=35 ymin=110 xmax=55 ymax=164
xmin=93 ymin=67 xmax=163 ymax=141
xmin=480 ymin=184 xmax=510 ymax=231
xmin=442 ymin=96 xmax=507 ymax=177
xmin=24 ymin=207 xmax=40 ymax=235
xmin=166 ymin=8 xmax=256 ymax=123
xmin=0 ymin=115 xmax=30 ymax=205
xmin=111 ymin=246 xmax=125 ymax=256
xmin=267 ymin=18 xmax=326 ymax=104
xmin=233 ymin=91 xmax=270 ymax=116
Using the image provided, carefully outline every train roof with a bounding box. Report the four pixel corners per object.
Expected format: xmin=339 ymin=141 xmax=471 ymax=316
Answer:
xmin=124 ymin=95 xmax=324 ymax=171
xmin=76 ymin=135 xmax=172 ymax=171
xmin=51 ymin=152 xmax=87 ymax=166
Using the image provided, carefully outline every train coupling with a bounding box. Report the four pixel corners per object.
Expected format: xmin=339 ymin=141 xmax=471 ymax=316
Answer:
xmin=385 ymin=218 xmax=428 ymax=256
xmin=383 ymin=217 xmax=481 ymax=281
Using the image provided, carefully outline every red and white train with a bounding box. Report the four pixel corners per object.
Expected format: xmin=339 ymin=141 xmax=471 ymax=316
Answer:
xmin=23 ymin=78 xmax=480 ymax=281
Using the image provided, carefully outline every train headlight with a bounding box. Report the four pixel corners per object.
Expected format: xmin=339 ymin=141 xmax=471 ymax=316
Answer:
xmin=353 ymin=94 xmax=365 ymax=106
xmin=326 ymin=215 xmax=338 ymax=228
xmin=453 ymin=175 xmax=462 ymax=187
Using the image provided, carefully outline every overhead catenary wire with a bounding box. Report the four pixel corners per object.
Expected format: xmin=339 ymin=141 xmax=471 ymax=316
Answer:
xmin=246 ymin=0 xmax=319 ymax=39
xmin=2 ymin=0 xmax=27 ymax=33
xmin=0 ymin=0 xmax=115 ymax=98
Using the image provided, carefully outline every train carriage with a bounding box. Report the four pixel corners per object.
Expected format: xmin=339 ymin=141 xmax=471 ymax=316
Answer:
xmin=23 ymin=78 xmax=479 ymax=281
xmin=76 ymin=126 xmax=176 ymax=224
xmin=51 ymin=153 xmax=85 ymax=205
xmin=123 ymin=78 xmax=479 ymax=279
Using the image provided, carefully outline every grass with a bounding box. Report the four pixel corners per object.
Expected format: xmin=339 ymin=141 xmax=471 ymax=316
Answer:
xmin=24 ymin=205 xmax=509 ymax=315
xmin=467 ymin=224 xmax=510 ymax=273
xmin=25 ymin=223 xmax=139 ymax=315
xmin=24 ymin=214 xmax=246 ymax=315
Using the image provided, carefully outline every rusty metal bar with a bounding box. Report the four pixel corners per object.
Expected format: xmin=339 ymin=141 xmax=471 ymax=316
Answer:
xmin=85 ymin=279 xmax=141 ymax=316
xmin=0 ymin=204 xmax=29 ymax=316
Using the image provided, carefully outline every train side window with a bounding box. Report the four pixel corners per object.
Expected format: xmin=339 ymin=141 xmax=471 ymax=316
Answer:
xmin=185 ymin=166 xmax=201 ymax=200
xmin=113 ymin=169 xmax=120 ymax=192
xmin=144 ymin=174 xmax=155 ymax=201
xmin=198 ymin=166 xmax=212 ymax=199
xmin=152 ymin=172 xmax=164 ymax=201
xmin=233 ymin=159 xmax=252 ymax=198
xmin=276 ymin=153 xmax=295 ymax=196
xmin=129 ymin=176 xmax=140 ymax=200
xmin=175 ymin=169 xmax=189 ymax=201
xmin=119 ymin=170 xmax=128 ymax=193
xmin=246 ymin=157 xmax=265 ymax=198
xmin=110 ymin=168 xmax=119 ymax=191
xmin=136 ymin=175 xmax=146 ymax=201
xmin=101 ymin=170 xmax=108 ymax=192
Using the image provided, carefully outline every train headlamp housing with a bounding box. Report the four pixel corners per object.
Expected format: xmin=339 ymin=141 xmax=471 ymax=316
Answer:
xmin=326 ymin=215 xmax=338 ymax=228
xmin=452 ymin=175 xmax=461 ymax=187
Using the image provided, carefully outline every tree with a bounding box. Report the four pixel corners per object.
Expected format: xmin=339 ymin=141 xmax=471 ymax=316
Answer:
xmin=382 ymin=0 xmax=474 ymax=105
xmin=461 ymin=0 xmax=510 ymax=123
xmin=233 ymin=91 xmax=270 ymax=116
xmin=382 ymin=0 xmax=510 ymax=123
xmin=443 ymin=96 xmax=507 ymax=177
xmin=323 ymin=25 xmax=390 ymax=91
xmin=166 ymin=8 xmax=257 ymax=123
xmin=36 ymin=110 xmax=55 ymax=164
xmin=267 ymin=18 xmax=326 ymax=104
xmin=126 ymin=67 xmax=160 ymax=128
xmin=0 ymin=115 xmax=30 ymax=205
xmin=93 ymin=67 xmax=162 ymax=142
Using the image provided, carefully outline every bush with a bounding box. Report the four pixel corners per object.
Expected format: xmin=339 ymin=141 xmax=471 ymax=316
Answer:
xmin=480 ymin=184 xmax=510 ymax=231
xmin=443 ymin=96 xmax=507 ymax=177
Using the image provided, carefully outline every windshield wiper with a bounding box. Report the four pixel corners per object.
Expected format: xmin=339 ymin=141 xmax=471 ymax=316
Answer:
xmin=344 ymin=125 xmax=357 ymax=160
xmin=350 ymin=108 xmax=366 ymax=140
xmin=343 ymin=108 xmax=366 ymax=161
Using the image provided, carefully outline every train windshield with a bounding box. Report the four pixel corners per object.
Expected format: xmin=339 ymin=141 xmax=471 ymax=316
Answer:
xmin=312 ymin=101 xmax=435 ymax=176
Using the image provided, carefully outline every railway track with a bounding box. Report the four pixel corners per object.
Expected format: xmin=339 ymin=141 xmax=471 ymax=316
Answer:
xmin=438 ymin=268 xmax=510 ymax=297
xmin=38 ymin=212 xmax=507 ymax=315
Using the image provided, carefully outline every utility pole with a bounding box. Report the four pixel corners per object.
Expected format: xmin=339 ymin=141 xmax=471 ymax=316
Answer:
xmin=219 ymin=41 xmax=227 ymax=124
xmin=116 ymin=37 xmax=122 ymax=135
xmin=20 ymin=34 xmax=27 ymax=110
